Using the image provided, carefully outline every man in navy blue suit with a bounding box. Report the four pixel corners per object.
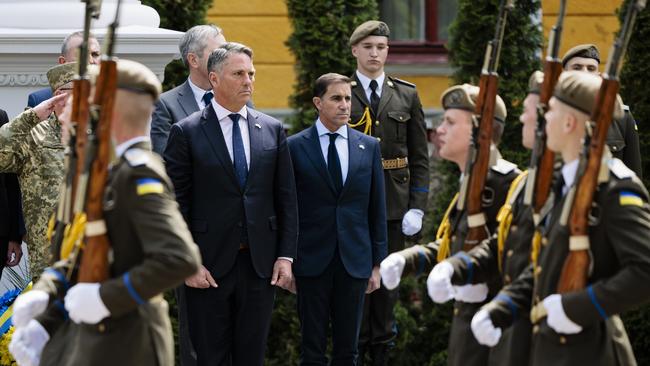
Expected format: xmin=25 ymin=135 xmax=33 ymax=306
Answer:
xmin=288 ymin=73 xmax=387 ymax=365
xmin=164 ymin=42 xmax=298 ymax=366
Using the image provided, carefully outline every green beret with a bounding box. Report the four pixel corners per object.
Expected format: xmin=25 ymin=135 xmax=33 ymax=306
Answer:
xmin=349 ymin=20 xmax=390 ymax=46
xmin=552 ymin=70 xmax=623 ymax=119
xmin=561 ymin=44 xmax=600 ymax=67
xmin=47 ymin=62 xmax=77 ymax=92
xmin=441 ymin=84 xmax=507 ymax=123
xmin=528 ymin=70 xmax=544 ymax=95
xmin=89 ymin=59 xmax=162 ymax=100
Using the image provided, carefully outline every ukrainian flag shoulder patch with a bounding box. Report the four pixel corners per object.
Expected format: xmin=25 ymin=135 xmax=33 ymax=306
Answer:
xmin=136 ymin=178 xmax=164 ymax=196
xmin=619 ymin=190 xmax=644 ymax=207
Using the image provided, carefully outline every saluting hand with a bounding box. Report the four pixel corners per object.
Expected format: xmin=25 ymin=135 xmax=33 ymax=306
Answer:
xmin=185 ymin=264 xmax=218 ymax=289
xmin=32 ymin=93 xmax=67 ymax=121
xmin=271 ymin=258 xmax=293 ymax=290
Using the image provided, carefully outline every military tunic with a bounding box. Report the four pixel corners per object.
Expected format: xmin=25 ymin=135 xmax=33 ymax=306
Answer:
xmin=485 ymin=158 xmax=650 ymax=366
xmin=445 ymin=171 xmax=538 ymax=366
xmin=0 ymin=110 xmax=64 ymax=277
xmin=607 ymin=107 xmax=642 ymax=177
xmin=400 ymin=158 xmax=519 ymax=366
xmin=34 ymin=141 xmax=201 ymax=366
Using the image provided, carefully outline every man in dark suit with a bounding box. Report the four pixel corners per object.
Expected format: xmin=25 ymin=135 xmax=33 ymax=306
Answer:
xmin=288 ymin=73 xmax=387 ymax=365
xmin=0 ymin=108 xmax=24 ymax=276
xmin=151 ymin=24 xmax=226 ymax=155
xmin=27 ymin=31 xmax=101 ymax=107
xmin=164 ymin=42 xmax=298 ymax=366
xmin=150 ymin=24 xmax=226 ymax=366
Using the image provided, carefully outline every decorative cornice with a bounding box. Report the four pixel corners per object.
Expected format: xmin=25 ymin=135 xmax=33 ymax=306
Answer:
xmin=0 ymin=73 xmax=48 ymax=87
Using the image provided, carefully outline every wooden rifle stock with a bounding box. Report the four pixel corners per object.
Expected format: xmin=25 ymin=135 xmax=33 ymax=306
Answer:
xmin=464 ymin=73 xmax=499 ymax=250
xmin=557 ymin=0 xmax=645 ymax=293
xmin=77 ymin=59 xmax=117 ymax=283
xmin=557 ymin=80 xmax=619 ymax=293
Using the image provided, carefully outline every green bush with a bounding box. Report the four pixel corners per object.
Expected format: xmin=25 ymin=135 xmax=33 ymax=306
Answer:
xmin=618 ymin=1 xmax=650 ymax=363
xmin=285 ymin=0 xmax=379 ymax=133
xmin=141 ymin=0 xmax=214 ymax=91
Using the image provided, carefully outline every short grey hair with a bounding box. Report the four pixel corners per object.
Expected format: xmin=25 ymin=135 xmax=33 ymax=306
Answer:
xmin=61 ymin=30 xmax=96 ymax=57
xmin=179 ymin=24 xmax=224 ymax=67
xmin=207 ymin=42 xmax=253 ymax=74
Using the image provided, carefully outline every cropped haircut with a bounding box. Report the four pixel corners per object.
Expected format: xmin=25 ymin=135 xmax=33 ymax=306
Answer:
xmin=179 ymin=24 xmax=224 ymax=67
xmin=207 ymin=42 xmax=253 ymax=74
xmin=313 ymin=73 xmax=351 ymax=98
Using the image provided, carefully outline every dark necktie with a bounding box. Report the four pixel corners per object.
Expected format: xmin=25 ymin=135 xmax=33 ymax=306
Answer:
xmin=369 ymin=79 xmax=380 ymax=115
xmin=202 ymin=91 xmax=213 ymax=107
xmin=327 ymin=133 xmax=343 ymax=193
xmin=230 ymin=113 xmax=248 ymax=188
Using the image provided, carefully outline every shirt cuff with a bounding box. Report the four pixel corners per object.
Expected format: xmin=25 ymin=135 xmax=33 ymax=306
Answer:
xmin=278 ymin=256 xmax=294 ymax=263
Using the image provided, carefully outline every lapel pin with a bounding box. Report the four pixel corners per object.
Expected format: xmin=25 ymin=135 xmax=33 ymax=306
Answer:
xmin=255 ymin=123 xmax=261 ymax=129
xmin=359 ymin=144 xmax=365 ymax=150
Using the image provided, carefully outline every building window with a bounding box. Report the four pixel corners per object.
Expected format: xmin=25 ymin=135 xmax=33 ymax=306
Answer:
xmin=379 ymin=0 xmax=458 ymax=63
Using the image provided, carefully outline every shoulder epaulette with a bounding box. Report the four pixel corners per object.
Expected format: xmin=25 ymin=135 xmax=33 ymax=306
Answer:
xmin=491 ymin=159 xmax=518 ymax=175
xmin=390 ymin=76 xmax=416 ymax=88
xmin=124 ymin=148 xmax=151 ymax=167
xmin=609 ymin=158 xmax=635 ymax=180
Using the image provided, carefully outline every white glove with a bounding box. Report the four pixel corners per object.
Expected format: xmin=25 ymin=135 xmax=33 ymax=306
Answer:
xmin=401 ymin=209 xmax=424 ymax=236
xmin=9 ymin=319 xmax=50 ymax=366
xmin=454 ymin=283 xmax=489 ymax=303
xmin=543 ymin=294 xmax=582 ymax=334
xmin=426 ymin=261 xmax=455 ymax=303
xmin=471 ymin=309 xmax=502 ymax=346
xmin=380 ymin=253 xmax=406 ymax=290
xmin=64 ymin=283 xmax=110 ymax=324
xmin=12 ymin=290 xmax=50 ymax=328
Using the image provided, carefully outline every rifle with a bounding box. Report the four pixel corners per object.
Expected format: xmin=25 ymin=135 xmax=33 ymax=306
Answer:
xmin=557 ymin=0 xmax=646 ymax=293
xmin=48 ymin=0 xmax=102 ymax=260
xmin=523 ymin=0 xmax=566 ymax=219
xmin=458 ymin=0 xmax=514 ymax=251
xmin=66 ymin=0 xmax=122 ymax=282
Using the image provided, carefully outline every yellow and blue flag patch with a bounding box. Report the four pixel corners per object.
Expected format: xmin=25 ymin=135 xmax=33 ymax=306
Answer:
xmin=619 ymin=191 xmax=644 ymax=207
xmin=136 ymin=178 xmax=164 ymax=196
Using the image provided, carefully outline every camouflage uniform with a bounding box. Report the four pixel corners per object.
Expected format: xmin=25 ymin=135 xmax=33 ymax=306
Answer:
xmin=0 ymin=110 xmax=64 ymax=277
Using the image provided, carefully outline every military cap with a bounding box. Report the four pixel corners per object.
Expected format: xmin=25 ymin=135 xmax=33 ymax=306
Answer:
xmin=528 ymin=70 xmax=544 ymax=95
xmin=349 ymin=20 xmax=390 ymax=46
xmin=441 ymin=84 xmax=507 ymax=123
xmin=88 ymin=59 xmax=162 ymax=100
xmin=561 ymin=44 xmax=601 ymax=67
xmin=552 ymin=70 xmax=623 ymax=119
xmin=47 ymin=62 xmax=77 ymax=92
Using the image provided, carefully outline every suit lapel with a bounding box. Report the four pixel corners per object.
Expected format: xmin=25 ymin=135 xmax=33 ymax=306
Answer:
xmin=245 ymin=108 xmax=262 ymax=189
xmin=177 ymin=80 xmax=200 ymax=117
xmin=377 ymin=78 xmax=394 ymax=116
xmin=199 ymin=104 xmax=240 ymax=189
xmin=340 ymin=127 xmax=362 ymax=197
xmin=301 ymin=125 xmax=338 ymax=195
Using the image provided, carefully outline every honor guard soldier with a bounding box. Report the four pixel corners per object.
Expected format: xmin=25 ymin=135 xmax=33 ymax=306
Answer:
xmin=562 ymin=44 xmax=642 ymax=177
xmin=8 ymin=59 xmax=201 ymax=366
xmin=348 ymin=20 xmax=429 ymax=365
xmin=472 ymin=71 xmax=650 ymax=366
xmin=381 ymin=84 xmax=519 ymax=366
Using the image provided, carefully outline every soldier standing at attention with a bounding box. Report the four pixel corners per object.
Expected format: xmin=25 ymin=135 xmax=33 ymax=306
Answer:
xmin=562 ymin=44 xmax=642 ymax=177
xmin=471 ymin=71 xmax=650 ymax=366
xmin=8 ymin=59 xmax=201 ymax=366
xmin=348 ymin=20 xmax=429 ymax=365
xmin=0 ymin=63 xmax=73 ymax=278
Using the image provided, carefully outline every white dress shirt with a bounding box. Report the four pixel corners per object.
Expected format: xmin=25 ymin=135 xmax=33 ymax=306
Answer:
xmin=188 ymin=77 xmax=213 ymax=109
xmin=356 ymin=70 xmax=386 ymax=101
xmin=561 ymin=159 xmax=579 ymax=196
xmin=210 ymin=99 xmax=250 ymax=169
xmin=115 ymin=136 xmax=151 ymax=158
xmin=315 ymin=119 xmax=349 ymax=184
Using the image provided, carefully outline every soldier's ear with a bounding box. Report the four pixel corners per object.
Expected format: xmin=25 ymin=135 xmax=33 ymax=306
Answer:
xmin=312 ymin=97 xmax=322 ymax=111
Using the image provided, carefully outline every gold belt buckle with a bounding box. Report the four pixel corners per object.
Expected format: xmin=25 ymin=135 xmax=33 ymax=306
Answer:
xmin=382 ymin=157 xmax=408 ymax=170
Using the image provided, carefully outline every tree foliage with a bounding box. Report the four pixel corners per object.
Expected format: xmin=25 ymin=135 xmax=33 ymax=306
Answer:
xmin=285 ymin=0 xmax=379 ymax=132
